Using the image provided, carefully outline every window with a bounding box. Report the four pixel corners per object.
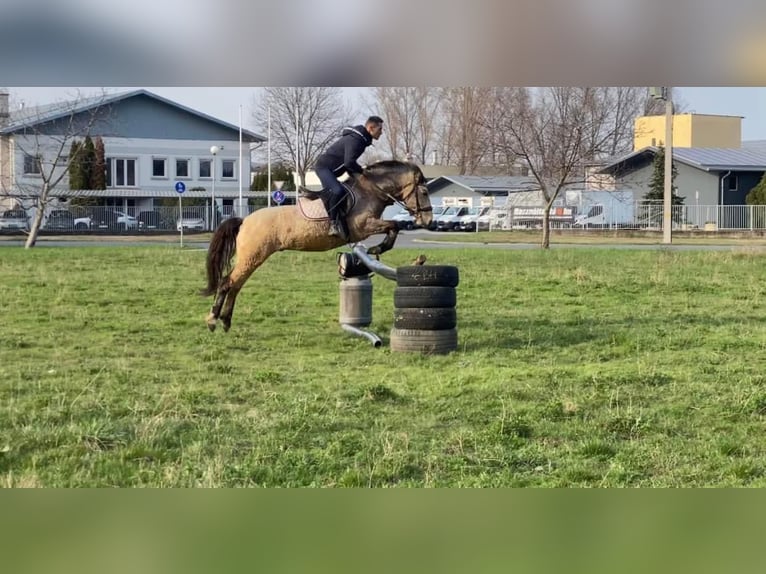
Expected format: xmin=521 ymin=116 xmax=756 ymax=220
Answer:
xmin=24 ymin=154 xmax=41 ymax=175
xmin=587 ymin=205 xmax=604 ymax=218
xmin=222 ymin=159 xmax=235 ymax=179
xmin=107 ymin=158 xmax=136 ymax=187
xmin=199 ymin=159 xmax=211 ymax=178
xmin=176 ymin=159 xmax=190 ymax=178
xmin=728 ymin=174 xmax=738 ymax=191
xmin=152 ymin=158 xmax=167 ymax=178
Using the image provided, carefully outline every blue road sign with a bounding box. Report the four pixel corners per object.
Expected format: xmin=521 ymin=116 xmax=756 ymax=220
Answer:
xmin=175 ymin=181 xmax=186 ymax=194
xmin=272 ymin=190 xmax=285 ymax=204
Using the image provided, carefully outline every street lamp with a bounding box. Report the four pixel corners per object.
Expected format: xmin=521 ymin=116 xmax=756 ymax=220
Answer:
xmin=210 ymin=145 xmax=221 ymax=231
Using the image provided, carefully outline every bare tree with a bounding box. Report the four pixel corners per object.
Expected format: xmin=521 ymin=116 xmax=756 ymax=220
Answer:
xmin=252 ymin=88 xmax=352 ymax=187
xmin=498 ymin=88 xmax=593 ymax=248
xmin=437 ymin=87 xmax=493 ymax=174
xmin=0 ymin=90 xmax=111 ymax=248
xmin=367 ymin=87 xmax=444 ymax=164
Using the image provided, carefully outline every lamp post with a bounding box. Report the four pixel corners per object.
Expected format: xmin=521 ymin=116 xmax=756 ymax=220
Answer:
xmin=210 ymin=145 xmax=220 ymax=231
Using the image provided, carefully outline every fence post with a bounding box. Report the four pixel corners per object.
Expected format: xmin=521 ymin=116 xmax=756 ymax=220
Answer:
xmin=750 ymin=204 xmax=754 ymax=232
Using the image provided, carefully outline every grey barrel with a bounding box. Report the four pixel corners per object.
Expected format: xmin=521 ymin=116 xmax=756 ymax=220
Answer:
xmin=339 ymin=276 xmax=373 ymax=327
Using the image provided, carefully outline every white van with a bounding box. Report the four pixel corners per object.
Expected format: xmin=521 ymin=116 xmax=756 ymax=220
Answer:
xmin=435 ymin=206 xmax=470 ymax=231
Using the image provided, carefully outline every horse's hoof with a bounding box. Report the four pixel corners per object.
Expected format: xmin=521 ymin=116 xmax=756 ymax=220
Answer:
xmin=206 ymin=313 xmax=217 ymax=332
xmin=222 ymin=319 xmax=231 ymax=332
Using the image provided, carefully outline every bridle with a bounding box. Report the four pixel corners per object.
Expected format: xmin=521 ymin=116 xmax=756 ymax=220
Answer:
xmin=383 ymin=177 xmax=432 ymax=219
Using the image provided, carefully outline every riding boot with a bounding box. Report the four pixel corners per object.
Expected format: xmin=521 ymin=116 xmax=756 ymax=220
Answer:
xmin=327 ymin=202 xmax=348 ymax=241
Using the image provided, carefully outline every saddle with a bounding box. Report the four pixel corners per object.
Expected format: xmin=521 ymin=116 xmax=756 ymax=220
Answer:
xmin=297 ymin=182 xmax=357 ymax=221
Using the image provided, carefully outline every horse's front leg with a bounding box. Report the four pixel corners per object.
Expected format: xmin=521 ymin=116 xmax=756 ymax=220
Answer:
xmin=364 ymin=220 xmax=399 ymax=256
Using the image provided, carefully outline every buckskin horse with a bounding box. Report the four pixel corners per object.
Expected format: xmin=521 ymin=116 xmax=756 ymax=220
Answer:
xmin=200 ymin=160 xmax=433 ymax=332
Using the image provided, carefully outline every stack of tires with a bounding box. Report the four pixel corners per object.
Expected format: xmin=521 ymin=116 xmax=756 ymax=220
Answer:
xmin=390 ymin=265 xmax=459 ymax=354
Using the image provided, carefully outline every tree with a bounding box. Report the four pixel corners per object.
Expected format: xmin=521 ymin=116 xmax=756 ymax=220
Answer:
xmin=490 ymin=87 xmax=651 ymax=248
xmin=252 ymin=88 xmax=352 ymax=187
xmin=438 ymin=87 xmax=493 ymax=174
xmin=68 ymin=140 xmax=85 ymax=189
xmin=83 ymin=136 xmax=96 ymax=189
xmin=640 ymin=147 xmax=684 ymax=227
xmin=644 ymin=147 xmax=681 ymax=201
xmin=250 ymin=163 xmax=295 ymax=191
xmin=367 ymin=87 xmax=443 ymax=164
xmin=746 ymin=172 xmax=766 ymax=228
xmin=746 ymin=172 xmax=766 ymax=205
xmin=92 ymin=136 xmax=106 ymax=190
xmin=0 ymin=90 xmax=112 ymax=248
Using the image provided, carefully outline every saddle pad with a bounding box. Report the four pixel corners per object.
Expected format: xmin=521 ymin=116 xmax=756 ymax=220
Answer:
xmin=298 ymin=186 xmax=357 ymax=221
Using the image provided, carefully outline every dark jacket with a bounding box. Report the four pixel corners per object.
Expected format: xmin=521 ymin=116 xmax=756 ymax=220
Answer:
xmin=315 ymin=125 xmax=373 ymax=176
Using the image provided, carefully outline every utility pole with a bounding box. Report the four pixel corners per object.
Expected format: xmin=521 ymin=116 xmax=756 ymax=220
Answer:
xmin=662 ymin=88 xmax=673 ymax=244
xmin=650 ymin=87 xmax=674 ymax=244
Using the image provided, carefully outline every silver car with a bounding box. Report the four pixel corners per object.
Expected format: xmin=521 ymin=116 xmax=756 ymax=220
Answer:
xmin=0 ymin=209 xmax=29 ymax=231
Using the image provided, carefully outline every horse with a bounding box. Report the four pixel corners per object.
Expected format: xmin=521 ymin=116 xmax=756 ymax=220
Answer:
xmin=200 ymin=160 xmax=433 ymax=332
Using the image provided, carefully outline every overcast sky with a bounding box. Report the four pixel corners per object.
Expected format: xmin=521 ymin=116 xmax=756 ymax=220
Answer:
xmin=6 ymin=86 xmax=766 ymax=141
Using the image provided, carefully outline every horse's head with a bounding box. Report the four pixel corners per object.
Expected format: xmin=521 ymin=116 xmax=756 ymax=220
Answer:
xmin=362 ymin=161 xmax=433 ymax=227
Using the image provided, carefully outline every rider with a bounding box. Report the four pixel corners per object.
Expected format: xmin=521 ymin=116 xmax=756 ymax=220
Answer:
xmin=314 ymin=115 xmax=384 ymax=240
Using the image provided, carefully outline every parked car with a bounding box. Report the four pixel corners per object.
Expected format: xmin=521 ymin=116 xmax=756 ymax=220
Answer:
xmin=0 ymin=209 xmax=30 ymax=231
xmin=391 ymin=209 xmax=416 ymax=230
xmin=95 ymin=211 xmax=141 ymax=230
xmin=435 ymin=206 xmax=470 ymax=231
xmin=426 ymin=206 xmax=447 ymax=230
xmin=176 ymin=209 xmax=206 ymax=231
xmin=43 ymin=209 xmax=93 ymax=231
xmin=458 ymin=206 xmax=491 ymax=231
xmin=137 ymin=210 xmax=168 ymax=230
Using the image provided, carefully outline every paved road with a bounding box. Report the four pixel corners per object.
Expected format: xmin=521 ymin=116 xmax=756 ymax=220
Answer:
xmin=2 ymin=229 xmax=765 ymax=252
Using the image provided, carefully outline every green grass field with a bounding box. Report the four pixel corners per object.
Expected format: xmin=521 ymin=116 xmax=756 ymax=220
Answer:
xmin=2 ymin=244 xmax=766 ymax=487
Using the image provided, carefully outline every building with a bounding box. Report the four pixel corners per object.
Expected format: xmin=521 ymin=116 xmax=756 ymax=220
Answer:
xmin=633 ymin=113 xmax=743 ymax=150
xmin=425 ymin=175 xmax=539 ymax=207
xmin=0 ymin=89 xmax=266 ymax=216
xmin=597 ymin=142 xmax=766 ymax=227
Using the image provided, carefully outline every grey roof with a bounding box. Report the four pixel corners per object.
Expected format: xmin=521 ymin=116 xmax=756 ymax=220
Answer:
xmin=428 ymin=175 xmax=538 ymax=193
xmin=599 ymin=145 xmax=766 ymax=174
xmin=2 ymin=89 xmax=265 ymax=142
xmin=672 ymin=147 xmax=766 ymax=171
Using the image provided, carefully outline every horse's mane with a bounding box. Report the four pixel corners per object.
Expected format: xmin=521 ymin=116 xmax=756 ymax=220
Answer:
xmin=362 ymin=160 xmax=426 ymax=188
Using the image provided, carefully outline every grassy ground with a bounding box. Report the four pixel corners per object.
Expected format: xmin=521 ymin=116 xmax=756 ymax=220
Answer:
xmin=421 ymin=230 xmax=766 ymax=245
xmin=2 ymin=244 xmax=766 ymax=487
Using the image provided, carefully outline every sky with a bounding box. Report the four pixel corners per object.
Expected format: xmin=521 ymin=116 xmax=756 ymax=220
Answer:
xmin=5 ymin=87 xmax=766 ymax=142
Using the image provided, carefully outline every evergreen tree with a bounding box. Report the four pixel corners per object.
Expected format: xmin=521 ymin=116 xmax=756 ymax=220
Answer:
xmin=746 ymin=172 xmax=766 ymax=228
xmin=92 ymin=137 xmax=106 ymax=190
xmin=68 ymin=140 xmax=84 ymax=190
xmin=746 ymin=172 xmax=766 ymax=205
xmin=644 ymin=147 xmax=683 ymax=204
xmin=81 ymin=136 xmax=96 ymax=189
xmin=641 ymin=146 xmax=684 ymax=225
xmin=250 ymin=164 xmax=296 ymax=191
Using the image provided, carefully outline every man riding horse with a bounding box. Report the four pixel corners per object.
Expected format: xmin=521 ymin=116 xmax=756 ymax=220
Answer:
xmin=314 ymin=115 xmax=384 ymax=241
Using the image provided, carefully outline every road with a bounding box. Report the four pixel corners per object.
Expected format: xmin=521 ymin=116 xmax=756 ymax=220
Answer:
xmin=2 ymin=229 xmax=765 ymax=252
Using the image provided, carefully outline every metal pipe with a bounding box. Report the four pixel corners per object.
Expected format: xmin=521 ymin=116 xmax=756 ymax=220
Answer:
xmin=352 ymin=244 xmax=397 ymax=281
xmin=341 ymin=323 xmax=382 ymax=347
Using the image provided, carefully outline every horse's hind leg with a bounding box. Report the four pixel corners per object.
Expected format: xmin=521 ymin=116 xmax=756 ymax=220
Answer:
xmin=218 ymin=246 xmax=274 ymax=332
xmin=206 ymin=286 xmax=230 ymax=332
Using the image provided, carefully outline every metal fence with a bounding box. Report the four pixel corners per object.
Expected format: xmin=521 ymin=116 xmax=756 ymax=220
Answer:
xmin=6 ymin=202 xmax=766 ymax=234
xmin=1 ymin=205 xmax=258 ymax=233
xmin=484 ymin=204 xmax=766 ymax=232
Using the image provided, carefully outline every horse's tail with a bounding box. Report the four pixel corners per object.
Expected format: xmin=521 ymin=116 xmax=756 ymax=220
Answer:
xmin=199 ymin=217 xmax=243 ymax=297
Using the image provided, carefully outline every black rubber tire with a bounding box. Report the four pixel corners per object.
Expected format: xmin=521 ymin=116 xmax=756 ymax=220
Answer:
xmin=389 ymin=327 xmax=458 ymax=354
xmin=393 ymin=286 xmax=456 ymax=309
xmin=393 ymin=307 xmax=457 ymax=330
xmin=396 ymin=265 xmax=459 ymax=288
